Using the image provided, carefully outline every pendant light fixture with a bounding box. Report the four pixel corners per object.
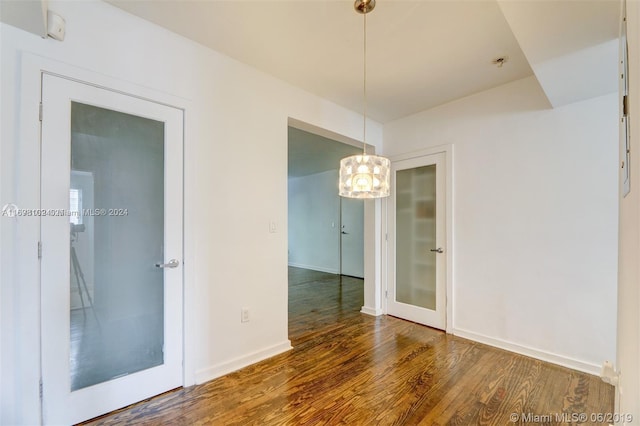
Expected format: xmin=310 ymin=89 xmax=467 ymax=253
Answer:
xmin=339 ymin=0 xmax=390 ymax=199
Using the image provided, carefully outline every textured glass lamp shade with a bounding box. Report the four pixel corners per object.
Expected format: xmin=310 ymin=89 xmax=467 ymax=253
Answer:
xmin=339 ymin=154 xmax=390 ymax=198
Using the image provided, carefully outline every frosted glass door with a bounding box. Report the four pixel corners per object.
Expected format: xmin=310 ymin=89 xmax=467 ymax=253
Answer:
xmin=395 ymin=165 xmax=436 ymax=310
xmin=69 ymin=102 xmax=165 ymax=390
xmin=41 ymin=74 xmax=184 ymax=425
xmin=387 ymin=152 xmax=446 ymax=329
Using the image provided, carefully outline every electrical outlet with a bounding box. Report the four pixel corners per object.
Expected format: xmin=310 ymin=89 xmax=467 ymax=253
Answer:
xmin=241 ymin=307 xmax=250 ymax=323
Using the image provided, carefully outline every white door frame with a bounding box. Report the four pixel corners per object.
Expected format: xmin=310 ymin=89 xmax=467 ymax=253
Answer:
xmin=383 ymin=145 xmax=454 ymax=333
xmin=12 ymin=53 xmax=195 ymax=424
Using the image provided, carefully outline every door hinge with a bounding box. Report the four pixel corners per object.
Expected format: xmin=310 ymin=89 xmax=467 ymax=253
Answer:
xmin=38 ymin=241 xmax=42 ymax=259
xmin=385 ymin=233 xmax=388 ymax=242
xmin=623 ymin=95 xmax=628 ymax=117
xmin=39 ymin=102 xmax=43 ymax=122
xmin=385 ymin=290 xmax=388 ymax=298
xmin=39 ymin=379 xmax=43 ymax=399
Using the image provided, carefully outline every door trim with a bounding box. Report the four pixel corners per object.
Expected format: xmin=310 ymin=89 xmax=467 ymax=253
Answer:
xmin=383 ymin=144 xmax=453 ymax=333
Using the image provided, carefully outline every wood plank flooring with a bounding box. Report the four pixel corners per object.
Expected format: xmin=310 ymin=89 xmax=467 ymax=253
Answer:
xmin=82 ymin=267 xmax=613 ymax=425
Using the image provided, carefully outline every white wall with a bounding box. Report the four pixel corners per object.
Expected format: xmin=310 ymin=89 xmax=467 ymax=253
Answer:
xmin=616 ymin=0 xmax=640 ymax=421
xmin=0 ymin=1 xmax=383 ymax=424
xmin=384 ymin=76 xmax=619 ymax=373
xmin=288 ymin=170 xmax=341 ymax=274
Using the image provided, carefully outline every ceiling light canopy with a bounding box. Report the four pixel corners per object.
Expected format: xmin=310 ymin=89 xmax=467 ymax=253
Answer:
xmin=339 ymin=0 xmax=390 ymax=199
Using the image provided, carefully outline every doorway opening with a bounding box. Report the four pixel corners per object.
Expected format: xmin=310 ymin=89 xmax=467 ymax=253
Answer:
xmin=287 ymin=119 xmax=377 ymax=342
xmin=287 ymin=125 xmax=362 ymax=276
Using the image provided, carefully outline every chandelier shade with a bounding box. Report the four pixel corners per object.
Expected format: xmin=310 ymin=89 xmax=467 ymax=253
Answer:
xmin=338 ymin=0 xmax=391 ymax=199
xmin=339 ymin=154 xmax=390 ymax=198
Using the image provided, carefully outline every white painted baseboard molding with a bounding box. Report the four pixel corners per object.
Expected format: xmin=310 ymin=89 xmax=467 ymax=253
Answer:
xmin=360 ymin=306 xmax=383 ymax=316
xmin=452 ymin=328 xmax=601 ymax=376
xmin=288 ymin=262 xmax=339 ymax=274
xmin=194 ymin=340 xmax=293 ymax=385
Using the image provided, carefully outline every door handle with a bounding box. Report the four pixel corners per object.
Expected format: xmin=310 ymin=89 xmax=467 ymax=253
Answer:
xmin=341 ymin=231 xmax=349 ymax=235
xmin=430 ymin=248 xmax=444 ymax=253
xmin=155 ymin=259 xmax=180 ymax=268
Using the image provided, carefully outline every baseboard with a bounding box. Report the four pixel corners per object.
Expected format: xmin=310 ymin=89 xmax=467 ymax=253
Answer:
xmin=452 ymin=328 xmax=601 ymax=376
xmin=288 ymin=262 xmax=339 ymax=274
xmin=194 ymin=340 xmax=293 ymax=385
xmin=360 ymin=306 xmax=383 ymax=316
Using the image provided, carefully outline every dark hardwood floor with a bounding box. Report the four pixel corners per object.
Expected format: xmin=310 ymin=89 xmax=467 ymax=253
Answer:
xmin=82 ymin=267 xmax=614 ymax=425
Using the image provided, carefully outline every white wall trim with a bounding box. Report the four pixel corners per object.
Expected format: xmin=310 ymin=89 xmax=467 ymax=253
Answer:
xmin=360 ymin=306 xmax=383 ymax=316
xmin=453 ymin=328 xmax=601 ymax=376
xmin=388 ymin=143 xmax=454 ymax=163
xmin=194 ymin=341 xmax=293 ymax=385
xmin=13 ymin=50 xmax=46 ymax=426
xmin=287 ymin=262 xmax=339 ymax=275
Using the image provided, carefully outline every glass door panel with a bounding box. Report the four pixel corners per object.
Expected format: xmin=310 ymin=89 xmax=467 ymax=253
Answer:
xmin=69 ymin=102 xmax=165 ymax=390
xmin=395 ymin=165 xmax=436 ymax=310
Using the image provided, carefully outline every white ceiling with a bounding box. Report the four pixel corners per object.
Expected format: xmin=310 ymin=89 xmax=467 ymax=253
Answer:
xmin=106 ymin=0 xmax=620 ymax=122
xmin=105 ymin=0 xmax=621 ymax=176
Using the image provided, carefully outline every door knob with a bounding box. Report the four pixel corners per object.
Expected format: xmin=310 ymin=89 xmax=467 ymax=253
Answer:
xmin=155 ymin=259 xmax=180 ymax=268
xmin=430 ymin=248 xmax=444 ymax=254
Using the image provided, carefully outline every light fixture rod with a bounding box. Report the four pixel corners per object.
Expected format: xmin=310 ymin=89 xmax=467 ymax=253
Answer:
xmin=363 ymin=7 xmax=367 ymax=155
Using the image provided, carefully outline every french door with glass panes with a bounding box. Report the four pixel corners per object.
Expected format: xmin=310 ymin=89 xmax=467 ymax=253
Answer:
xmin=40 ymin=73 xmax=184 ymax=425
xmin=387 ymin=152 xmax=446 ymax=329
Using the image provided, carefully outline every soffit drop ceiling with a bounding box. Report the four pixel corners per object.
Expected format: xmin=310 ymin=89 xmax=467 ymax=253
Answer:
xmin=0 ymin=0 xmax=47 ymax=38
xmin=288 ymin=127 xmax=361 ymax=178
xmin=106 ymin=0 xmax=620 ymax=122
xmin=498 ymin=0 xmax=621 ymax=107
